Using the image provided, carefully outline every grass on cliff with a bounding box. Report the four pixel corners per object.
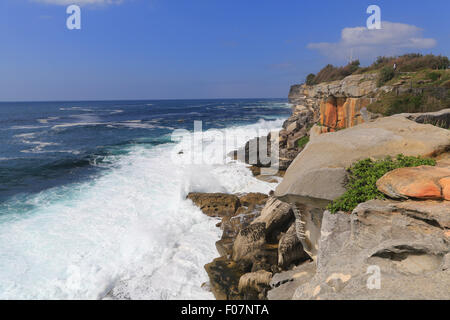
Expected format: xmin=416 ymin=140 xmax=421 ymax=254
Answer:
xmin=297 ymin=136 xmax=310 ymax=148
xmin=327 ymin=154 xmax=436 ymax=213
xmin=305 ymin=53 xmax=449 ymax=85
xmin=367 ymin=88 xmax=450 ymax=116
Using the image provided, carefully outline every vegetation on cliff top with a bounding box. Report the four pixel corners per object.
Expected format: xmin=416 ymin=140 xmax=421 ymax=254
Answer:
xmin=327 ymin=154 xmax=436 ymax=213
xmin=305 ymin=53 xmax=449 ymax=85
xmin=367 ymin=88 xmax=450 ymax=116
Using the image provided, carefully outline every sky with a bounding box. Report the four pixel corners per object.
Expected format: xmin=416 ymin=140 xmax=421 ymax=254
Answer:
xmin=0 ymin=0 xmax=448 ymax=101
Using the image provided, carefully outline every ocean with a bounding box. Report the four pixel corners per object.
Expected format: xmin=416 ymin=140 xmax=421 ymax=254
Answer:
xmin=0 ymin=99 xmax=291 ymax=299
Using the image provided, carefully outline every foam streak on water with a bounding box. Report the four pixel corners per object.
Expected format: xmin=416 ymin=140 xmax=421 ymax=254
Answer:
xmin=0 ymin=119 xmax=283 ymax=300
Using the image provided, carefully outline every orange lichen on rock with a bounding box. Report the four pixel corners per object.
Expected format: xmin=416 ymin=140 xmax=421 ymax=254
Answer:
xmin=319 ymin=97 xmax=372 ymax=131
xmin=377 ymin=165 xmax=450 ymax=200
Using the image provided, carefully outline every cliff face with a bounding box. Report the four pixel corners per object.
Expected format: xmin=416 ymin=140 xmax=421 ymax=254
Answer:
xmin=288 ymin=74 xmax=378 ymax=132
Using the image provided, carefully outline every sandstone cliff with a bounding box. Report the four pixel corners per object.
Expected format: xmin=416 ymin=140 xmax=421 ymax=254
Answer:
xmin=288 ymin=74 xmax=379 ymax=132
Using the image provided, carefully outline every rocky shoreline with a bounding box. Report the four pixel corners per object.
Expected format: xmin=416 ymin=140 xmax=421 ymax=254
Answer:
xmin=187 ymin=73 xmax=450 ymax=300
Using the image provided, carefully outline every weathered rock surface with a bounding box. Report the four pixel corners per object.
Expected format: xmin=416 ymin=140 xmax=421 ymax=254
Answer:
xmin=291 ymin=199 xmax=450 ymax=300
xmin=277 ymin=223 xmax=309 ymax=269
xmin=252 ymin=197 xmax=294 ymax=242
xmin=204 ymin=257 xmax=248 ymax=300
xmin=238 ymin=193 xmax=268 ymax=208
xmin=395 ymin=108 xmax=450 ymax=129
xmin=288 ymin=74 xmax=378 ymax=104
xmin=216 ymin=193 xmax=269 ymax=257
xmin=238 ymin=270 xmax=272 ymax=299
xmin=276 ymin=116 xmax=450 ymax=200
xmin=232 ymin=223 xmax=267 ymax=262
xmin=289 ymin=74 xmax=379 ymax=133
xmin=377 ymin=165 xmax=450 ymax=200
xmin=187 ymin=193 xmax=240 ymax=217
xmin=268 ymin=261 xmax=316 ymax=300
xmin=319 ymin=96 xmax=374 ymax=131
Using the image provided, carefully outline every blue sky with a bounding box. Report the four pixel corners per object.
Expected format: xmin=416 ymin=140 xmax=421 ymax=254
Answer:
xmin=0 ymin=0 xmax=448 ymax=101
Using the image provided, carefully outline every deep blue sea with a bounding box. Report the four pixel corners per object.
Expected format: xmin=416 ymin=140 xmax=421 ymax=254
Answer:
xmin=0 ymin=99 xmax=290 ymax=299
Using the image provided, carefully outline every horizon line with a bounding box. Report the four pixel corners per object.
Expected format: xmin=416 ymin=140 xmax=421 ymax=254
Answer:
xmin=0 ymin=97 xmax=287 ymax=103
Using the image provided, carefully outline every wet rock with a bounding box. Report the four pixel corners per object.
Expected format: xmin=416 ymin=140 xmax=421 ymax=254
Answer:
xmin=238 ymin=270 xmax=272 ymax=299
xmin=187 ymin=193 xmax=240 ymax=217
xmin=238 ymin=193 xmax=268 ymax=208
xmin=204 ymin=257 xmax=250 ymax=300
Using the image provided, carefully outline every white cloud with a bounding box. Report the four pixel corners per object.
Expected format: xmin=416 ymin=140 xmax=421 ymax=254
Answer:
xmin=32 ymin=0 xmax=123 ymax=6
xmin=308 ymin=21 xmax=437 ymax=61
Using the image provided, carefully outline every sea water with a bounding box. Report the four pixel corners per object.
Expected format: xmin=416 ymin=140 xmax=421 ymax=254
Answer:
xmin=0 ymin=99 xmax=290 ymax=299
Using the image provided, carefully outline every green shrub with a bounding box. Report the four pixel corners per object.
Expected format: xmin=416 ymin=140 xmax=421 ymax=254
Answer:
xmin=427 ymin=71 xmax=441 ymax=81
xmin=313 ymin=60 xmax=361 ymax=84
xmin=366 ymin=54 xmax=449 ymax=73
xmin=377 ymin=66 xmax=395 ymax=87
xmin=297 ymin=135 xmax=310 ymax=148
xmin=385 ymin=93 xmax=423 ymax=115
xmin=327 ymin=154 xmax=436 ymax=213
xmin=308 ymin=54 xmax=449 ymax=86
xmin=305 ymin=73 xmax=316 ymax=85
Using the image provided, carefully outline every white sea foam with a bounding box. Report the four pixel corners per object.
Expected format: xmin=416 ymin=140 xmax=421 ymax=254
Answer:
xmin=0 ymin=118 xmax=284 ymax=300
xmin=37 ymin=117 xmax=59 ymax=124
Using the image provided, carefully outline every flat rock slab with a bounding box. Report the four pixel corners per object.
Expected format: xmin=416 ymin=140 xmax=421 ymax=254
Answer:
xmin=377 ymin=165 xmax=450 ymax=200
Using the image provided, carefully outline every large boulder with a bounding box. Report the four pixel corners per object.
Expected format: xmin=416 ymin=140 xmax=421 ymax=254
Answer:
xmin=232 ymin=223 xmax=266 ymax=261
xmin=216 ymin=193 xmax=269 ymax=257
xmin=251 ymin=197 xmax=294 ymax=242
xmin=276 ymin=116 xmax=450 ymax=200
xmin=292 ymin=199 xmax=450 ymax=300
xmin=377 ymin=165 xmax=450 ymax=200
